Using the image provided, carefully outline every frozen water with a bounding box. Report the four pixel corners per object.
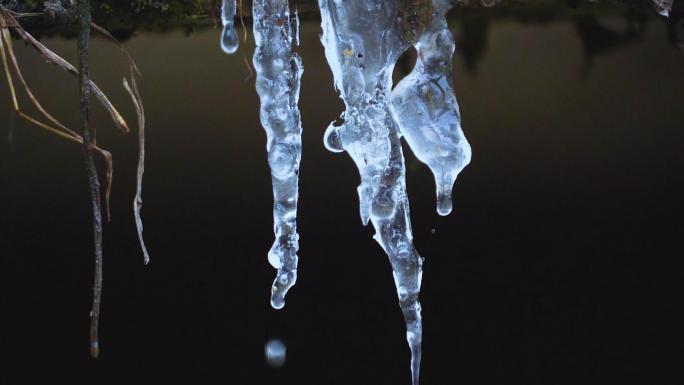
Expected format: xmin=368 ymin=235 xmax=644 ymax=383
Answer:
xmin=317 ymin=1 xmax=432 ymax=383
xmin=220 ymin=0 xmax=239 ymax=54
xmin=252 ymin=0 xmax=304 ymax=310
xmin=265 ymin=338 xmax=287 ymax=368
xmin=391 ymin=0 xmax=471 ymax=216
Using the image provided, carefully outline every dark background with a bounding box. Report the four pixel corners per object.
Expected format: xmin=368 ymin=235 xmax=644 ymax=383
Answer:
xmin=1 ymin=6 xmax=683 ymax=385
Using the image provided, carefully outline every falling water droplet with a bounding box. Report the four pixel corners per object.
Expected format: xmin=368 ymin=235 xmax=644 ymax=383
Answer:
xmin=265 ymin=339 xmax=286 ymax=368
xmin=436 ymin=184 xmax=453 ymax=216
xmin=220 ymin=0 xmax=239 ymax=54
xmin=221 ymin=27 xmax=239 ymax=54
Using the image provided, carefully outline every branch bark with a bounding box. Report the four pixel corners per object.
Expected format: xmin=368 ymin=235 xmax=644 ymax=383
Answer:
xmin=76 ymin=0 xmax=103 ymax=359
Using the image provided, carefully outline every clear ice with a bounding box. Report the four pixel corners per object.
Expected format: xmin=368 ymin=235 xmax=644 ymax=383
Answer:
xmin=316 ymin=1 xmax=455 ymax=383
xmin=220 ymin=0 xmax=239 ymax=54
xmin=252 ymin=0 xmax=304 ymax=309
xmin=391 ymin=0 xmax=472 ymax=216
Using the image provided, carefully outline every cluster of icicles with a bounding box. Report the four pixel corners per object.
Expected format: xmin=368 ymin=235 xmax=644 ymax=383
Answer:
xmin=222 ymin=1 xmax=470 ymax=383
xmin=220 ymin=0 xmax=674 ymax=383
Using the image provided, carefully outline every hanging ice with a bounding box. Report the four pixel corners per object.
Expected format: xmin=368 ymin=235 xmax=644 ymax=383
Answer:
xmin=317 ymin=1 xmax=436 ymax=383
xmin=391 ymin=0 xmax=471 ymax=216
xmin=220 ymin=0 xmax=239 ymax=54
xmin=253 ymin=0 xmax=303 ymax=309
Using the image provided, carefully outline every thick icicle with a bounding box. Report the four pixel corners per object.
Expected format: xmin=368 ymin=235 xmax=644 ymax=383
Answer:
xmin=391 ymin=0 xmax=471 ymax=216
xmin=253 ymin=0 xmax=303 ymax=309
xmin=220 ymin=0 xmax=239 ymax=54
xmin=317 ymin=1 xmax=429 ymax=383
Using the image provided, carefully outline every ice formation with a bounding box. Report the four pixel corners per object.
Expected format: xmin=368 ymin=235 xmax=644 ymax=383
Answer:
xmin=316 ymin=1 xmax=459 ymax=383
xmin=252 ymin=0 xmax=304 ymax=309
xmin=219 ymin=0 xmax=470 ymax=381
xmin=220 ymin=0 xmax=239 ymax=54
xmin=391 ymin=0 xmax=472 ymax=216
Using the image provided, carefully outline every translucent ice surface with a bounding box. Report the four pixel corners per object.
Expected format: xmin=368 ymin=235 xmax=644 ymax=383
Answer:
xmin=317 ymin=1 xmax=431 ymax=383
xmin=252 ymin=0 xmax=304 ymax=310
xmin=391 ymin=0 xmax=471 ymax=216
xmin=220 ymin=0 xmax=239 ymax=54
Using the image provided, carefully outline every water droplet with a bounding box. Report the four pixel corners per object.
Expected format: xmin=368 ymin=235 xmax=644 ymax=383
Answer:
xmin=221 ymin=26 xmax=239 ymax=54
xmin=265 ymin=339 xmax=286 ymax=368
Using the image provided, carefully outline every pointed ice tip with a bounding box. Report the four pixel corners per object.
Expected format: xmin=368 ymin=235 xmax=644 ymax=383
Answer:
xmin=437 ymin=202 xmax=452 ymax=216
xmin=658 ymin=9 xmax=670 ymax=17
xmin=270 ymin=294 xmax=286 ymax=310
xmin=90 ymin=343 xmax=99 ymax=359
xmin=221 ymin=26 xmax=239 ymax=54
xmin=436 ymin=193 xmax=453 ymax=216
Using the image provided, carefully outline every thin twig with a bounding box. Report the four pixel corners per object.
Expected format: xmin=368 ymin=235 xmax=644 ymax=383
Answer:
xmin=239 ymin=0 xmax=248 ymax=42
xmin=0 ymin=13 xmax=113 ymax=221
xmin=123 ymin=69 xmax=150 ymax=265
xmin=0 ymin=21 xmax=18 ymax=111
xmin=1 ymin=27 xmax=78 ymax=137
xmin=0 ymin=7 xmax=130 ymax=134
xmin=242 ymin=54 xmax=253 ymax=81
xmin=90 ymin=22 xmax=142 ymax=77
xmin=76 ymin=0 xmax=104 ymax=359
xmin=94 ymin=21 xmax=148 ymax=262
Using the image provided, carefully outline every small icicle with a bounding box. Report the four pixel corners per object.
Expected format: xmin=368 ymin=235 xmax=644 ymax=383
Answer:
xmin=391 ymin=0 xmax=471 ymax=216
xmin=317 ymin=1 xmax=426 ymax=383
xmin=252 ymin=0 xmax=304 ymax=309
xmin=220 ymin=0 xmax=239 ymax=54
xmin=294 ymin=7 xmax=301 ymax=47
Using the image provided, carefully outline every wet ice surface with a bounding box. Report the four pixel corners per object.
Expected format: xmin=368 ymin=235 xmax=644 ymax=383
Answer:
xmin=220 ymin=0 xmax=238 ymax=54
xmin=391 ymin=0 xmax=471 ymax=216
xmin=316 ymin=1 xmax=460 ymax=383
xmin=223 ymin=0 xmax=472 ymax=381
xmin=252 ymin=0 xmax=304 ymax=310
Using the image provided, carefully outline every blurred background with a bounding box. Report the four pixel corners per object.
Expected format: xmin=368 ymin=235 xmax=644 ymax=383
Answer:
xmin=0 ymin=2 xmax=683 ymax=384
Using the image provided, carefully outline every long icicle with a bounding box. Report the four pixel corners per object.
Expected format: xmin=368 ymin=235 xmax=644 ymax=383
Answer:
xmin=252 ymin=0 xmax=304 ymax=309
xmin=317 ymin=1 xmax=429 ymax=383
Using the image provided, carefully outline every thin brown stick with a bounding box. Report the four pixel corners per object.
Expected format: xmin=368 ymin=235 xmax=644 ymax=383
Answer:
xmin=90 ymin=22 xmax=142 ymax=77
xmin=0 ymin=21 xmax=18 ymax=111
xmin=1 ymin=27 xmax=78 ymax=137
xmin=242 ymin=54 xmax=253 ymax=81
xmin=93 ymin=17 xmax=148 ymax=263
xmin=0 ymin=18 xmax=113 ymax=221
xmin=239 ymin=0 xmax=248 ymax=43
xmin=0 ymin=7 xmax=130 ymax=134
xmin=75 ymin=0 xmax=103 ymax=359
xmin=123 ymin=70 xmax=150 ymax=265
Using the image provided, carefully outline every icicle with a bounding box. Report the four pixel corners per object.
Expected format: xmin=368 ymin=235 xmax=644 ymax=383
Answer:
xmin=652 ymin=0 xmax=674 ymax=17
xmin=317 ymin=1 xmax=428 ymax=383
xmin=252 ymin=0 xmax=304 ymax=309
xmin=220 ymin=0 xmax=239 ymax=54
xmin=391 ymin=0 xmax=471 ymax=216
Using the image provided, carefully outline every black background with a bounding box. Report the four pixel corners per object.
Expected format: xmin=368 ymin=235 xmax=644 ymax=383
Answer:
xmin=1 ymin=7 xmax=683 ymax=385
